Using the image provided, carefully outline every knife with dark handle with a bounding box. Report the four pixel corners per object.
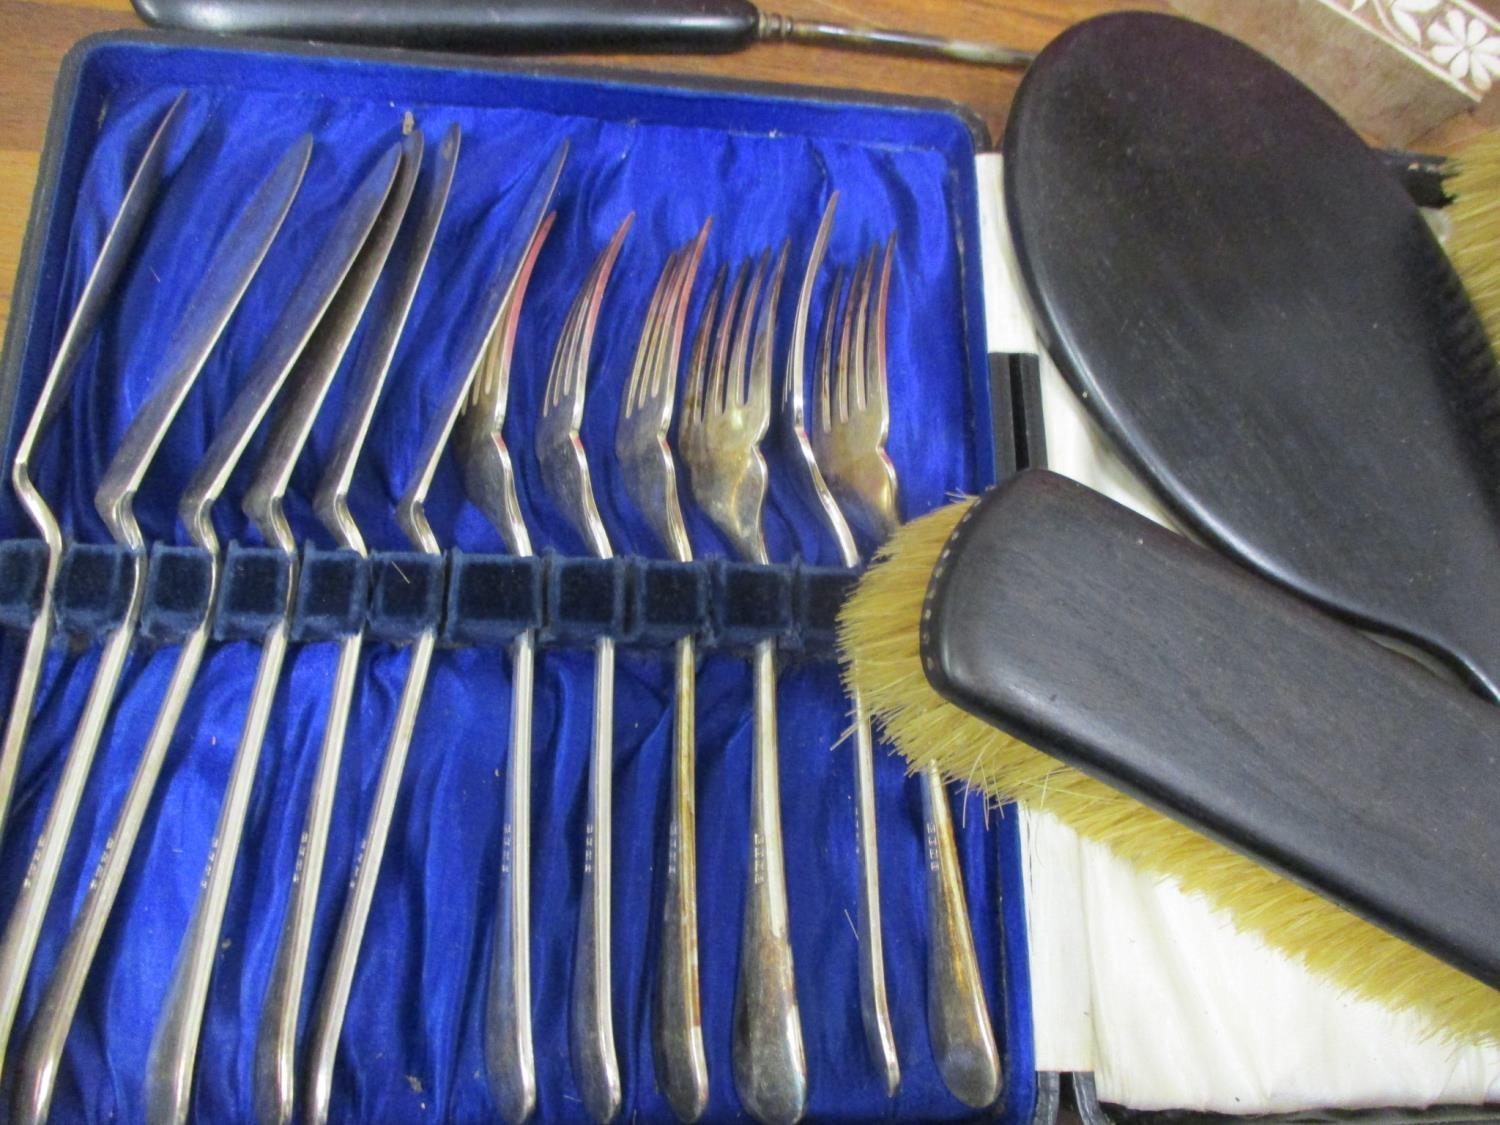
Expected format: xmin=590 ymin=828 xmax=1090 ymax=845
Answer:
xmin=131 ymin=0 xmax=1034 ymax=67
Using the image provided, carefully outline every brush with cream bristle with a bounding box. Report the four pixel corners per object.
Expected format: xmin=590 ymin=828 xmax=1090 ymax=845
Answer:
xmin=838 ymin=497 xmax=1500 ymax=1046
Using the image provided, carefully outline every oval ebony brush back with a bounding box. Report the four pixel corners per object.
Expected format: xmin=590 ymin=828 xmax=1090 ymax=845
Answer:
xmin=1003 ymin=11 xmax=1500 ymax=701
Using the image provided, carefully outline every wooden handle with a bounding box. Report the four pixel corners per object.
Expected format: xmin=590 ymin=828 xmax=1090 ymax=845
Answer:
xmin=132 ymin=0 xmax=761 ymax=53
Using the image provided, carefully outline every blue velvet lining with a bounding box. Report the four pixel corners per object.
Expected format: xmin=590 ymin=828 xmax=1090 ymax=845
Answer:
xmin=0 ymin=36 xmax=1031 ymax=1123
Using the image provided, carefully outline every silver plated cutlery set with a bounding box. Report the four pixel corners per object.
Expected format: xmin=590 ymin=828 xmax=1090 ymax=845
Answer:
xmin=0 ymin=98 xmax=999 ymax=1124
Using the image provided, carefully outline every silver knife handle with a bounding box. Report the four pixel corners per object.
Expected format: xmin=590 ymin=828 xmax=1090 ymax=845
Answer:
xmin=920 ymin=765 xmax=1001 ymax=1109
xmin=485 ymin=628 xmax=537 ymax=1124
xmin=12 ymin=626 xmax=210 ymax=1125
xmin=732 ymin=639 xmax=806 ymax=1125
xmin=571 ymin=636 xmax=620 ymax=1124
xmin=147 ymin=622 xmax=289 ymax=1125
xmin=305 ymin=629 xmax=435 ymax=1125
xmin=653 ymin=635 xmax=708 ymax=1122
xmin=849 ymin=686 xmax=899 ymax=1096
xmin=254 ymin=630 xmax=363 ymax=1125
xmin=0 ymin=602 xmax=54 ymax=844
xmin=0 ymin=599 xmax=139 ymax=1076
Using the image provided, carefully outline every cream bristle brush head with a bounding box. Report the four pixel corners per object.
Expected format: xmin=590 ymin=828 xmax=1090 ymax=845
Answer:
xmin=838 ymin=496 xmax=1500 ymax=1045
xmin=1445 ymin=130 xmax=1500 ymax=351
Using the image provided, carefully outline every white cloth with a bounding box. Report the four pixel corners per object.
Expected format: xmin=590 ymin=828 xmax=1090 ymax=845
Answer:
xmin=973 ymin=151 xmax=1500 ymax=1112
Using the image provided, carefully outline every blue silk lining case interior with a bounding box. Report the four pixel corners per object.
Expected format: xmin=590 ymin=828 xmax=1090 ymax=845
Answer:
xmin=0 ymin=33 xmax=1032 ymax=1123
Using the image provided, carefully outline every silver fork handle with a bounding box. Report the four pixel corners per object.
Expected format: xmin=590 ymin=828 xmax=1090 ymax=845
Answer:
xmin=255 ymin=630 xmax=363 ymax=1125
xmin=304 ymin=628 xmax=435 ymax=1125
xmin=146 ymin=621 xmax=289 ymax=1125
xmin=571 ymin=636 xmax=620 ymax=1124
xmin=920 ymin=765 xmax=1001 ymax=1109
xmin=653 ymin=635 xmax=708 ymax=1123
xmin=12 ymin=625 xmax=210 ymax=1125
xmin=849 ymin=687 xmax=899 ymax=1096
xmin=485 ymin=628 xmax=536 ymax=1124
xmin=0 ymin=600 xmax=54 ymax=844
xmin=732 ymin=639 xmax=807 ymax=1125
xmin=0 ymin=609 xmax=137 ymax=1076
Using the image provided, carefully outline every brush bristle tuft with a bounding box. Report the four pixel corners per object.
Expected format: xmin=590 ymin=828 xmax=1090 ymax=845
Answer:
xmin=840 ymin=497 xmax=1500 ymax=1045
xmin=1448 ymin=132 xmax=1500 ymax=350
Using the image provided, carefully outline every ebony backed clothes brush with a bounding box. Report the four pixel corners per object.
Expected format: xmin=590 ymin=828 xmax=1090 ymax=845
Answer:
xmin=843 ymin=10 xmax=1500 ymax=1047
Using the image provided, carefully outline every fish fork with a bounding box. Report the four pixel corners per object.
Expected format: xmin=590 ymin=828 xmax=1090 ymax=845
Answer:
xmin=143 ymin=137 xmax=406 ymax=1125
xmin=776 ymin=194 xmax=900 ymax=1097
xmin=814 ymin=238 xmax=1002 ymax=1109
xmin=448 ymin=216 xmax=559 ymax=1125
xmin=679 ymin=244 xmax=808 ymax=1125
xmin=0 ymin=128 xmax=312 ymax=1096
xmin=0 ymin=94 xmax=188 ymax=853
xmin=614 ymin=221 xmax=711 ymax=1123
xmin=535 ymin=214 xmax=632 ymax=1125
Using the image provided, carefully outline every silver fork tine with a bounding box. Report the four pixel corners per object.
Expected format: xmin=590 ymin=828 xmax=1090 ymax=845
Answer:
xmin=557 ymin=271 xmax=596 ymax=410
xmin=630 ymin=249 xmax=684 ymax=417
xmin=646 ymin=244 xmax=696 ymax=404
xmin=556 ymin=229 xmax=620 ymax=413
xmin=544 ymin=295 xmax=578 ymax=414
xmin=730 ymin=252 xmax=768 ymax=409
xmin=866 ymin=236 xmax=894 ymax=422
xmin=748 ymin=242 xmax=789 ymax=418
xmin=710 ymin=260 xmax=750 ymax=415
xmin=836 ymin=254 xmax=866 ymax=425
xmin=545 ymin=257 xmax=595 ymax=415
xmin=781 ymin=197 xmax=835 ymax=423
xmin=627 ymin=250 xmax=679 ymax=418
xmin=683 ymin=265 xmax=725 ymax=433
xmin=570 ymin=219 xmax=631 ymax=414
xmin=481 ymin=211 xmax=555 ymax=420
xmin=816 ymin=268 xmax=845 ymax=436
xmin=653 ymin=221 xmax=711 ymax=406
xmin=850 ymin=248 xmax=877 ymax=414
xmin=637 ymin=252 xmax=681 ymax=415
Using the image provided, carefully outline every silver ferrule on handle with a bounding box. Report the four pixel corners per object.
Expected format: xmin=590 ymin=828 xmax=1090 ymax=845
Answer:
xmin=146 ymin=620 xmax=290 ymax=1125
xmin=849 ymin=686 xmax=899 ymax=1097
xmin=572 ymin=636 xmax=620 ymax=1124
xmin=732 ymin=639 xmax=806 ymax=1125
xmin=255 ymin=629 xmax=364 ymax=1125
xmin=484 ymin=628 xmax=537 ymax=1123
xmin=920 ymin=766 xmax=1001 ymax=1109
xmin=758 ymin=11 xmax=1035 ymax=68
xmin=653 ymin=634 xmax=708 ymax=1122
xmin=12 ymin=620 xmax=211 ymax=1125
xmin=0 ymin=559 xmax=144 ymax=1078
xmin=304 ymin=628 xmax=435 ymax=1125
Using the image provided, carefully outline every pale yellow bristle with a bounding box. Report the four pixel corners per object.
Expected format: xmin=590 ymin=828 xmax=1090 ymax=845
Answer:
xmin=840 ymin=499 xmax=1500 ymax=1045
xmin=1445 ymin=131 xmax=1500 ymax=347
